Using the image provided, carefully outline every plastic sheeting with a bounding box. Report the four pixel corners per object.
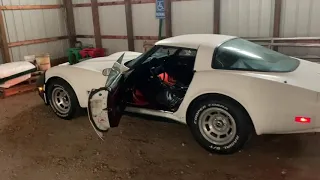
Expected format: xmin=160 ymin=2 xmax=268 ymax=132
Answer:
xmin=0 ymin=61 xmax=36 ymax=88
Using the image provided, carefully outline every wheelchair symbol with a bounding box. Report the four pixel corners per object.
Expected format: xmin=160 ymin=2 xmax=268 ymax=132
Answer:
xmin=156 ymin=1 xmax=165 ymax=12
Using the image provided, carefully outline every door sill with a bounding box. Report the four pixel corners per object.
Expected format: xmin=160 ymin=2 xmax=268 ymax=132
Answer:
xmin=124 ymin=106 xmax=181 ymax=122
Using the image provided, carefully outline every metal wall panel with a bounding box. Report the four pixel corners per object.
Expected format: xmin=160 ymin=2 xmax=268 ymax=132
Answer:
xmin=0 ymin=0 xmax=68 ymax=63
xmin=172 ymin=0 xmax=214 ymax=36
xmin=1 ymin=0 xmax=62 ymax=5
xmin=220 ymin=0 xmax=274 ymax=37
xmin=102 ymin=39 xmax=128 ymax=54
xmin=132 ymin=3 xmax=158 ymax=36
xmin=99 ymin=4 xmax=128 ymax=53
xmin=78 ymin=38 xmax=96 ymax=47
xmin=74 ymin=7 xmax=94 ymax=35
xmin=99 ymin=5 xmax=127 ymax=35
xmin=279 ymin=0 xmax=320 ymax=57
xmin=281 ymin=0 xmax=320 ymax=37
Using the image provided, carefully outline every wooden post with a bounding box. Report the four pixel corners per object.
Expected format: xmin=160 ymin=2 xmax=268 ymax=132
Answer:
xmin=91 ymin=0 xmax=102 ymax=48
xmin=165 ymin=0 xmax=172 ymax=37
xmin=213 ymin=0 xmax=221 ymax=34
xmin=0 ymin=9 xmax=11 ymax=63
xmin=63 ymin=0 xmax=76 ymax=48
xmin=273 ymin=0 xmax=282 ymax=51
xmin=273 ymin=0 xmax=282 ymax=38
xmin=124 ymin=0 xmax=134 ymax=51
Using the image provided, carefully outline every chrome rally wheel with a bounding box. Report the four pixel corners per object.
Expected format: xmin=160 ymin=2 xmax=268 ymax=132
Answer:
xmin=51 ymin=86 xmax=71 ymax=114
xmin=188 ymin=97 xmax=252 ymax=154
xmin=47 ymin=78 xmax=81 ymax=120
xmin=199 ymin=107 xmax=237 ymax=145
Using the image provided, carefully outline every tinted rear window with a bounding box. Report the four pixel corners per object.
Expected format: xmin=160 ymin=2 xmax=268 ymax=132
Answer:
xmin=212 ymin=38 xmax=300 ymax=72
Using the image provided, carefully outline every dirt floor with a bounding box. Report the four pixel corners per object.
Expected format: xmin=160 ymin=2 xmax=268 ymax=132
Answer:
xmin=0 ymin=92 xmax=320 ymax=180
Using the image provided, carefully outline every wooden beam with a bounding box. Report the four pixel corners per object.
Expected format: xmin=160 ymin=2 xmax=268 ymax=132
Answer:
xmin=73 ymin=0 xmax=195 ymax=7
xmin=273 ymin=0 xmax=282 ymax=38
xmin=77 ymin=35 xmax=95 ymax=38
xmin=0 ymin=9 xmax=11 ymax=63
xmin=165 ymin=0 xmax=172 ymax=37
xmin=213 ymin=0 xmax=221 ymax=34
xmin=91 ymin=0 xmax=102 ymax=48
xmin=8 ymin=36 xmax=68 ymax=48
xmin=99 ymin=1 xmax=125 ymax=6
xmin=124 ymin=0 xmax=134 ymax=51
xmin=77 ymin=35 xmax=159 ymax=40
xmin=63 ymin=0 xmax=77 ymax=48
xmin=0 ymin=5 xmax=63 ymax=10
xmin=73 ymin=3 xmax=91 ymax=7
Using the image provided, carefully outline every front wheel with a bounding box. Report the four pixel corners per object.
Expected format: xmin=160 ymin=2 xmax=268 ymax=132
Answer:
xmin=47 ymin=79 xmax=81 ymax=120
xmin=188 ymin=99 xmax=252 ymax=154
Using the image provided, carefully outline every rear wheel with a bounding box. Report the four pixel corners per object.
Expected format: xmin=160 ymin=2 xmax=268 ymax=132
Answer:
xmin=47 ymin=79 xmax=81 ymax=120
xmin=188 ymin=98 xmax=252 ymax=154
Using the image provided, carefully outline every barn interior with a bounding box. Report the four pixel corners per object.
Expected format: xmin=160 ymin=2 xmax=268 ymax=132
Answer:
xmin=0 ymin=0 xmax=320 ymax=179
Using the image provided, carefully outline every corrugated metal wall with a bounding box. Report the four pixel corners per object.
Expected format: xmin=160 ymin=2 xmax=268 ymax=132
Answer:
xmin=2 ymin=0 xmax=320 ymax=63
xmin=220 ymin=0 xmax=274 ymax=37
xmin=279 ymin=0 xmax=320 ymax=57
xmin=0 ymin=0 xmax=69 ymax=62
xmin=100 ymin=1 xmax=128 ymax=53
xmin=70 ymin=0 xmax=320 ymax=57
xmin=172 ymin=0 xmax=214 ymax=36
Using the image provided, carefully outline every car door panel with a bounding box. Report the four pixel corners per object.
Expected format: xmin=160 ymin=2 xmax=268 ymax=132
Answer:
xmin=87 ymin=53 xmax=129 ymax=138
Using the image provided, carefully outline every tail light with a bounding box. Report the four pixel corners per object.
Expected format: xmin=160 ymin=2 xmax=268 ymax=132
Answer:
xmin=295 ymin=117 xmax=311 ymax=124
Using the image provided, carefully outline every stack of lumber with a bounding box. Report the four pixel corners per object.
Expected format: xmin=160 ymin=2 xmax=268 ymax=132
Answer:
xmin=0 ymin=71 xmax=43 ymax=99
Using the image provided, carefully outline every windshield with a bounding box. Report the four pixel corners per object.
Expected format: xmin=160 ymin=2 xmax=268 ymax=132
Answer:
xmin=124 ymin=45 xmax=177 ymax=69
xmin=124 ymin=46 xmax=159 ymax=68
xmin=124 ymin=52 xmax=145 ymax=68
xmin=105 ymin=53 xmax=124 ymax=92
xmin=212 ymin=38 xmax=300 ymax=72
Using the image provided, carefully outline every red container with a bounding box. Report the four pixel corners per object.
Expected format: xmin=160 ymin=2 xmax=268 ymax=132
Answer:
xmin=80 ymin=48 xmax=105 ymax=58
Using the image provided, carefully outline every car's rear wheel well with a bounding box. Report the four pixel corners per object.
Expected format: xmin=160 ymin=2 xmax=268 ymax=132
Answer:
xmin=186 ymin=93 xmax=256 ymax=134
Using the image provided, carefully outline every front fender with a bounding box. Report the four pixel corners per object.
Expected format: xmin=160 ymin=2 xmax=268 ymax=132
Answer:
xmin=45 ymin=66 xmax=107 ymax=108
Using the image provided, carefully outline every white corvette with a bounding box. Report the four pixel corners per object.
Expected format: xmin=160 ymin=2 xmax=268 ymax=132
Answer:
xmin=37 ymin=34 xmax=320 ymax=154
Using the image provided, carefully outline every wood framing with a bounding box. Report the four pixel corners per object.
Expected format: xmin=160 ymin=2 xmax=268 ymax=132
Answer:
xmin=124 ymin=0 xmax=135 ymax=51
xmin=73 ymin=0 xmax=194 ymax=7
xmin=213 ymin=0 xmax=221 ymax=34
xmin=0 ymin=9 xmax=11 ymax=63
xmin=273 ymin=0 xmax=282 ymax=38
xmin=73 ymin=3 xmax=92 ymax=7
xmin=91 ymin=0 xmax=102 ymax=48
xmin=8 ymin=36 xmax=68 ymax=48
xmin=0 ymin=5 xmax=63 ymax=10
xmin=77 ymin=35 xmax=158 ymax=40
xmin=63 ymin=0 xmax=77 ymax=48
xmin=165 ymin=0 xmax=172 ymax=37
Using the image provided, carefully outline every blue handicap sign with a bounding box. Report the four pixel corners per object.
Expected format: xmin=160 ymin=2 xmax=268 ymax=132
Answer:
xmin=156 ymin=0 xmax=165 ymax=19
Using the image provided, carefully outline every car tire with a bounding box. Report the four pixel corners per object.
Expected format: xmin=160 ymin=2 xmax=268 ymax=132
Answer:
xmin=188 ymin=98 xmax=252 ymax=154
xmin=47 ymin=78 xmax=81 ymax=120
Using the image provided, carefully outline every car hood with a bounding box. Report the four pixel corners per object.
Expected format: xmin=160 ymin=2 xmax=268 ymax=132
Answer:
xmin=238 ymin=58 xmax=320 ymax=92
xmin=69 ymin=51 xmax=142 ymax=73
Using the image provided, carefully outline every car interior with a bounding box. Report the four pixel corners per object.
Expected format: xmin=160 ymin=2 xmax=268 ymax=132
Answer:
xmin=125 ymin=47 xmax=197 ymax=112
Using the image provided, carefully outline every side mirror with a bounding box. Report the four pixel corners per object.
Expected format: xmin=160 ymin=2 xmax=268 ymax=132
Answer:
xmin=102 ymin=68 xmax=110 ymax=76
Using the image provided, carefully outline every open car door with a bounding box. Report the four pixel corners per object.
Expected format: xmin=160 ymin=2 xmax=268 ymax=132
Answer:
xmin=87 ymin=53 xmax=129 ymax=139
